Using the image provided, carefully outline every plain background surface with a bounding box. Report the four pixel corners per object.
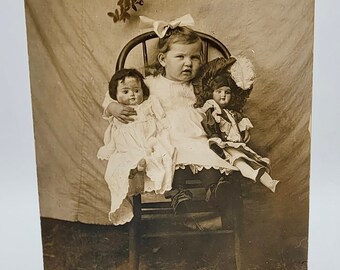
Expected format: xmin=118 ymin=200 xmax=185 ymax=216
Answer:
xmin=0 ymin=1 xmax=339 ymax=269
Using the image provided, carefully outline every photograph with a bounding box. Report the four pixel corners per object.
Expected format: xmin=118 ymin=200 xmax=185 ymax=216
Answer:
xmin=24 ymin=0 xmax=314 ymax=269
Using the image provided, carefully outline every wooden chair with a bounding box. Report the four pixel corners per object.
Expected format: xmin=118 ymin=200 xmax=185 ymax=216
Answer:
xmin=115 ymin=31 xmax=243 ymax=270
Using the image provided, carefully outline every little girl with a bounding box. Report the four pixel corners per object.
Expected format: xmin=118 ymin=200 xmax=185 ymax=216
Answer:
xmin=97 ymin=68 xmax=175 ymax=225
xmin=103 ymin=15 xmax=238 ymax=213
xmin=193 ymin=57 xmax=279 ymax=192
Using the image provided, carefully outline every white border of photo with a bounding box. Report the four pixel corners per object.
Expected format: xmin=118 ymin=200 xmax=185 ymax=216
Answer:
xmin=0 ymin=0 xmax=339 ymax=269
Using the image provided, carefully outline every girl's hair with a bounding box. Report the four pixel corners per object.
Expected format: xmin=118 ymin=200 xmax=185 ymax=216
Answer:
xmin=108 ymin=68 xmax=149 ymax=100
xmin=193 ymin=57 xmax=252 ymax=112
xmin=146 ymin=26 xmax=202 ymax=76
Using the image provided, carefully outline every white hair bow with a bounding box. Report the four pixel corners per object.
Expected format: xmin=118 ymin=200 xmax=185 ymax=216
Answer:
xmin=139 ymin=14 xmax=195 ymax=38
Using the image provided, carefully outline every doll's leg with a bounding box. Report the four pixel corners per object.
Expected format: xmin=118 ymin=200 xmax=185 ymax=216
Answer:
xmin=234 ymin=159 xmax=279 ymax=192
xmin=258 ymin=172 xmax=280 ymax=193
xmin=233 ymin=159 xmax=260 ymax=181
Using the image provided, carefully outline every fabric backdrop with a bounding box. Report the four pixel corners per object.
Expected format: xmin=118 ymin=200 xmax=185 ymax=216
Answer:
xmin=25 ymin=0 xmax=314 ymax=266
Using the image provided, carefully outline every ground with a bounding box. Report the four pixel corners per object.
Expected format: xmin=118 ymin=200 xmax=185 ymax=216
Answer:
xmin=40 ymin=171 xmax=308 ymax=270
xmin=41 ymin=213 xmax=307 ymax=269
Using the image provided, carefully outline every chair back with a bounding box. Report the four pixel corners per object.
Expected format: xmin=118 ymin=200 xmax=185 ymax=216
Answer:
xmin=115 ymin=31 xmax=231 ymax=72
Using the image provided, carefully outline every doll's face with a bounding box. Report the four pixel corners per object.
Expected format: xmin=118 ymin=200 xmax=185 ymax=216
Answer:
xmin=116 ymin=77 xmax=144 ymax=105
xmin=212 ymin=86 xmax=231 ymax=108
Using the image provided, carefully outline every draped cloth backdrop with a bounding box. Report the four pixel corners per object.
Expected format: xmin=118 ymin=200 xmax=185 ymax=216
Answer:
xmin=25 ymin=0 xmax=314 ymax=266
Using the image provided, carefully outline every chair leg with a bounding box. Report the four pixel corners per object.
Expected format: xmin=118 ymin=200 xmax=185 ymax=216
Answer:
xmin=129 ymin=195 xmax=141 ymax=270
xmin=232 ymin=174 xmax=244 ymax=270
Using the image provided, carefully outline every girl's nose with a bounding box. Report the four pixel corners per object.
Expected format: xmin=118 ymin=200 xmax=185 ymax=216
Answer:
xmin=184 ymin=57 xmax=192 ymax=67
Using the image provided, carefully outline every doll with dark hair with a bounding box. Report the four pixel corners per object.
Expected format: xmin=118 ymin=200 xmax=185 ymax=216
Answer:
xmin=97 ymin=68 xmax=175 ymax=225
xmin=103 ymin=16 xmax=239 ymax=214
xmin=193 ymin=57 xmax=279 ymax=193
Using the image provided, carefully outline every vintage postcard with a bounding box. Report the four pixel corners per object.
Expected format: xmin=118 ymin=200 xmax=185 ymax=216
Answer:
xmin=25 ymin=0 xmax=314 ymax=269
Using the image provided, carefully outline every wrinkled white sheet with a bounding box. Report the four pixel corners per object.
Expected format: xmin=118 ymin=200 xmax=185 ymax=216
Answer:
xmin=25 ymin=0 xmax=313 ymax=233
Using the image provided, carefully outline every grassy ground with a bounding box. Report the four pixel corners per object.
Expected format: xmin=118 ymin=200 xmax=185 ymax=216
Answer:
xmin=41 ymin=217 xmax=307 ymax=270
xmin=40 ymin=171 xmax=308 ymax=270
xmin=41 ymin=218 xmax=236 ymax=270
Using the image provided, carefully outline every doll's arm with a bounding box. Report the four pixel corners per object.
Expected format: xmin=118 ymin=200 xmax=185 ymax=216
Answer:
xmin=237 ymin=114 xmax=253 ymax=143
xmin=242 ymin=130 xmax=251 ymax=143
xmin=201 ymin=108 xmax=221 ymax=139
xmin=102 ymin=91 xmax=136 ymax=123
xmin=201 ymin=109 xmax=226 ymax=159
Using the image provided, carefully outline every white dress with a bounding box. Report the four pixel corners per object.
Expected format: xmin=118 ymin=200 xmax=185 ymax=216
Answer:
xmin=142 ymin=75 xmax=237 ymax=173
xmin=102 ymin=76 xmax=238 ymax=174
xmin=98 ymin=96 xmax=175 ymax=225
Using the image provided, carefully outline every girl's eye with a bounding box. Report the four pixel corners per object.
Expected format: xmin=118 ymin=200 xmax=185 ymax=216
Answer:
xmin=176 ymin=55 xmax=184 ymax=59
xmin=192 ymin=55 xmax=200 ymax=60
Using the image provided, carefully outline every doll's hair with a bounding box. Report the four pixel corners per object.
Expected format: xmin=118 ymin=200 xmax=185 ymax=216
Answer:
xmin=146 ymin=26 xmax=202 ymax=76
xmin=108 ymin=68 xmax=149 ymax=101
xmin=193 ymin=57 xmax=252 ymax=112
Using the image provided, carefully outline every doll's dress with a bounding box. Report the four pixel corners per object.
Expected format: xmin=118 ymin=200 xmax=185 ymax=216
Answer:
xmin=144 ymin=75 xmax=238 ymax=174
xmin=201 ymin=99 xmax=271 ymax=175
xmin=97 ymin=96 xmax=175 ymax=225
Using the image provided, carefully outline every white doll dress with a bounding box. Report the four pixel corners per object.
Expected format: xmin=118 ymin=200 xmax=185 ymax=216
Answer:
xmin=97 ymin=96 xmax=175 ymax=225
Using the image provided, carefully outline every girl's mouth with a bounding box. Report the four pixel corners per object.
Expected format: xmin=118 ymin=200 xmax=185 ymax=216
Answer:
xmin=182 ymin=69 xmax=192 ymax=74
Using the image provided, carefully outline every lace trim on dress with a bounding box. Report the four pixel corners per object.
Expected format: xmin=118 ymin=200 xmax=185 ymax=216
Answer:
xmin=108 ymin=197 xmax=134 ymax=225
xmin=175 ymin=163 xmax=235 ymax=175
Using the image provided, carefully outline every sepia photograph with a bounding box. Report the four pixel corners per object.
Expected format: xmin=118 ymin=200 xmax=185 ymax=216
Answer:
xmin=23 ymin=0 xmax=314 ymax=269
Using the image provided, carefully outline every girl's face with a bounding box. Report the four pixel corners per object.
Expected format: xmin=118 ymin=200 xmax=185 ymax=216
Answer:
xmin=213 ymin=86 xmax=231 ymax=108
xmin=158 ymin=42 xmax=202 ymax=83
xmin=116 ymin=76 xmax=144 ymax=105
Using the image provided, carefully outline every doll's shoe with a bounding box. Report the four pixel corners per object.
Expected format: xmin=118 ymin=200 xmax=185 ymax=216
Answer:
xmin=128 ymin=159 xmax=146 ymax=179
xmin=259 ymin=172 xmax=280 ymax=193
xmin=137 ymin=159 xmax=146 ymax=172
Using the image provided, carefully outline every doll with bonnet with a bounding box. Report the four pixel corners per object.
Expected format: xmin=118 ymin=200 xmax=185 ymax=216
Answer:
xmin=193 ymin=57 xmax=279 ymax=192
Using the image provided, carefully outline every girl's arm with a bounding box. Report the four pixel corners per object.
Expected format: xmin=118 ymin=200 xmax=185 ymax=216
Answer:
xmin=102 ymin=91 xmax=136 ymax=124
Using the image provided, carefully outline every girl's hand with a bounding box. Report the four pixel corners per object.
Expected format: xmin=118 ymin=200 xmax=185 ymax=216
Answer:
xmin=106 ymin=102 xmax=136 ymax=124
